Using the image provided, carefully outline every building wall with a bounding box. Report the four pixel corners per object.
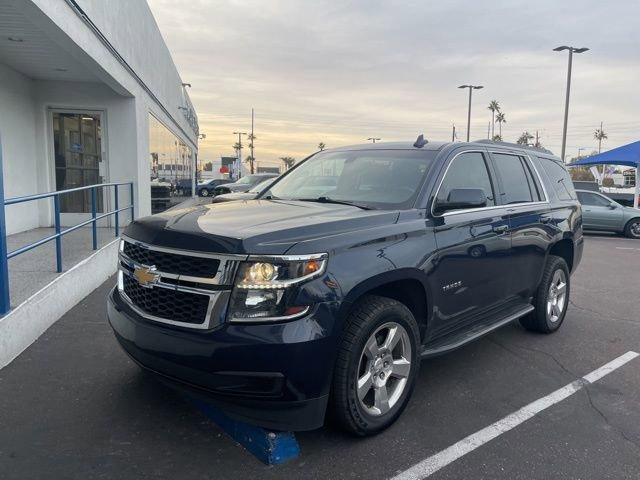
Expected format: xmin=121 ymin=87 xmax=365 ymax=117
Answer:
xmin=0 ymin=0 xmax=199 ymax=233
xmin=0 ymin=64 xmax=39 ymax=234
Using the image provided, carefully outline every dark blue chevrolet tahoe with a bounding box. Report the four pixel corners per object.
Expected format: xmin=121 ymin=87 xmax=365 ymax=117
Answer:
xmin=108 ymin=138 xmax=583 ymax=436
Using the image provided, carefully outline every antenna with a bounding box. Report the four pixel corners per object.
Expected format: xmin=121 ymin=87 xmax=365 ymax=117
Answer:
xmin=413 ymin=134 xmax=428 ymax=148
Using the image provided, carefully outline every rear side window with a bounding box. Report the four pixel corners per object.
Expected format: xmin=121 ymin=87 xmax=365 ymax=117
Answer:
xmin=435 ymin=152 xmax=496 ymax=208
xmin=491 ymin=153 xmax=541 ymax=204
xmin=577 ymin=191 xmax=611 ymax=207
xmin=539 ymin=157 xmax=577 ymax=201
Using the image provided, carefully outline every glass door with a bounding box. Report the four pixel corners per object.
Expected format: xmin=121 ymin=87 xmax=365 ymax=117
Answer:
xmin=51 ymin=111 xmax=108 ymax=226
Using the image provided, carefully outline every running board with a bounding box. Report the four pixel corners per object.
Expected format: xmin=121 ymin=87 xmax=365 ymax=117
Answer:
xmin=420 ymin=304 xmax=534 ymax=358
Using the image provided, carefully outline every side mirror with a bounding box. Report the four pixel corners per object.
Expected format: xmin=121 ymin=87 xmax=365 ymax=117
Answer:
xmin=436 ymin=188 xmax=487 ymax=214
xmin=608 ymin=203 xmax=618 ymax=210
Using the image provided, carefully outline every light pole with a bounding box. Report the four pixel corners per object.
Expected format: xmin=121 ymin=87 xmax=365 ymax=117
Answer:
xmin=232 ymin=131 xmax=247 ymax=179
xmin=458 ymin=85 xmax=483 ymax=142
xmin=553 ymin=46 xmax=589 ymax=163
xmin=367 ymin=137 xmax=381 ymax=143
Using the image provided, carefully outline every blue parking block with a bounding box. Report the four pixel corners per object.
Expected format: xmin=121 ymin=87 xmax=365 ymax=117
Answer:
xmin=189 ymin=397 xmax=300 ymax=465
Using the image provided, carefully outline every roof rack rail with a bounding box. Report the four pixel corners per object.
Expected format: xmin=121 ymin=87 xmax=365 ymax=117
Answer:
xmin=473 ymin=139 xmax=555 ymax=156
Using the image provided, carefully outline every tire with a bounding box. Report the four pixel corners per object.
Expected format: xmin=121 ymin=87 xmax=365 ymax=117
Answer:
xmin=330 ymin=295 xmax=420 ymax=436
xmin=520 ymin=255 xmax=570 ymax=333
xmin=200 ymin=189 xmax=209 ymax=197
xmin=624 ymin=218 xmax=640 ymax=239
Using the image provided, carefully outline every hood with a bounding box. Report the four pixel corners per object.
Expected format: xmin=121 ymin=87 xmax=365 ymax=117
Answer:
xmin=216 ymin=182 xmax=249 ymax=192
xmin=124 ymin=199 xmax=399 ymax=255
xmin=212 ymin=192 xmax=258 ymax=202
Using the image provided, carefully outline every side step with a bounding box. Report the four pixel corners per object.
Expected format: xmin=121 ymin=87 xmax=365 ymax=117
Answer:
xmin=420 ymin=303 xmax=534 ymax=358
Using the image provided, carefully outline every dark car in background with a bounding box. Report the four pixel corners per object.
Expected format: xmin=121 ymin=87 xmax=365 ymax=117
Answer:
xmin=576 ymin=189 xmax=640 ymax=238
xmin=197 ymin=178 xmax=230 ymax=197
xmin=213 ymin=173 xmax=278 ymax=195
xmin=109 ymin=139 xmax=583 ymax=436
xmin=212 ymin=178 xmax=276 ymax=203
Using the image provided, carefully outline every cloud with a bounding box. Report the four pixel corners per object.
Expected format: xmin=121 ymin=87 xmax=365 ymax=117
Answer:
xmin=148 ymin=0 xmax=640 ymax=164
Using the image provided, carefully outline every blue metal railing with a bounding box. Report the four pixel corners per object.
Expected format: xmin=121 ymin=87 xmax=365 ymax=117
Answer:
xmin=0 ymin=136 xmax=134 ymax=315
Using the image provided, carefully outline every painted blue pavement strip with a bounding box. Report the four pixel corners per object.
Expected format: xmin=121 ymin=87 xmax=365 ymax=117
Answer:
xmin=188 ymin=397 xmax=301 ymax=465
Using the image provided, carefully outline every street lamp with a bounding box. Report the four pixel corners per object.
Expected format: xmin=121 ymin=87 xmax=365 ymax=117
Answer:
xmin=553 ymin=46 xmax=589 ymax=163
xmin=458 ymin=85 xmax=484 ymax=142
xmin=367 ymin=137 xmax=381 ymax=143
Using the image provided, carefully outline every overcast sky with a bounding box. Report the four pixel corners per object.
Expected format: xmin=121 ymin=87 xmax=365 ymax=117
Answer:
xmin=147 ymin=0 xmax=640 ymax=167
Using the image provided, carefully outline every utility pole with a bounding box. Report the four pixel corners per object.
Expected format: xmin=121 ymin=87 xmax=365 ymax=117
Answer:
xmin=250 ymin=108 xmax=255 ymax=174
xmin=553 ymin=46 xmax=589 ymax=163
xmin=487 ymin=121 xmax=490 ymax=140
xmin=367 ymin=137 xmax=381 ymax=143
xmin=458 ymin=84 xmax=484 ymax=142
xmin=452 ymin=124 xmax=456 ymax=142
xmin=535 ymin=130 xmax=539 ymax=148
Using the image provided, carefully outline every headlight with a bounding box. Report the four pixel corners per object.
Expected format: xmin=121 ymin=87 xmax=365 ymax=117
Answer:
xmin=228 ymin=254 xmax=327 ymax=322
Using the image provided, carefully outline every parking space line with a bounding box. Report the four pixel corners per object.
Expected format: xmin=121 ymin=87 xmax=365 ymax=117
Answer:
xmin=391 ymin=351 xmax=639 ymax=480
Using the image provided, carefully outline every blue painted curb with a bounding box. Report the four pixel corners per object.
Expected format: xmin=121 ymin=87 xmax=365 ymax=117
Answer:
xmin=189 ymin=397 xmax=300 ymax=465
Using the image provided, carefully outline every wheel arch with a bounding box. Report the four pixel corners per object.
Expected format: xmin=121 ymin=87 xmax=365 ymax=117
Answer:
xmin=337 ymin=269 xmax=431 ymax=340
xmin=548 ymin=237 xmax=575 ymax=272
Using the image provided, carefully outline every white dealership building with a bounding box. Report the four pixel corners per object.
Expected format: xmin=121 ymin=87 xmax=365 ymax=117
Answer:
xmin=0 ymin=0 xmax=199 ymax=235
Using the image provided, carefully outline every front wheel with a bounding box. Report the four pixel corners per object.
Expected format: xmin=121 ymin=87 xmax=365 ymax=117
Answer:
xmin=624 ymin=218 xmax=640 ymax=239
xmin=330 ymin=295 xmax=420 ymax=436
xmin=520 ymin=255 xmax=570 ymax=333
xmin=200 ymin=188 xmax=209 ymax=197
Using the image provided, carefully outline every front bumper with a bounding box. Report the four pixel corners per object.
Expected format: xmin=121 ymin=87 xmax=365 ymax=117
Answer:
xmin=107 ymin=287 xmax=340 ymax=431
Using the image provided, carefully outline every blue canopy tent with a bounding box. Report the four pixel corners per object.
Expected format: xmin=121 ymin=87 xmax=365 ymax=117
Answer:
xmin=570 ymin=140 xmax=640 ymax=208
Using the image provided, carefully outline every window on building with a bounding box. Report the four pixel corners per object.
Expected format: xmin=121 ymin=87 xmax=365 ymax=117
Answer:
xmin=149 ymin=114 xmax=193 ymax=214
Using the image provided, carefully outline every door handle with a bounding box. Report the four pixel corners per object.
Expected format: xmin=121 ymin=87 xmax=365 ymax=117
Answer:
xmin=493 ymin=224 xmax=509 ymax=234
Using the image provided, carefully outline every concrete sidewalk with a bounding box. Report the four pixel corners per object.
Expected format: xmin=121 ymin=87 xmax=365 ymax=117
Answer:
xmin=6 ymin=227 xmax=117 ymax=307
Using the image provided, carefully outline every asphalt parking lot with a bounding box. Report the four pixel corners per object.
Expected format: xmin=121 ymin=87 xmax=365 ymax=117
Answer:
xmin=1 ymin=233 xmax=639 ymax=480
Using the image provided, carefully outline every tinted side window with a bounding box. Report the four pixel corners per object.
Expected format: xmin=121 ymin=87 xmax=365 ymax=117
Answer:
xmin=435 ymin=152 xmax=495 ymax=209
xmin=577 ymin=191 xmax=611 ymax=207
xmin=492 ymin=153 xmax=535 ymax=204
xmin=539 ymin=157 xmax=577 ymax=201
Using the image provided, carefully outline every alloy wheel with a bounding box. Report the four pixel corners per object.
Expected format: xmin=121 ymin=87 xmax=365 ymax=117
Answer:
xmin=547 ymin=269 xmax=567 ymax=323
xmin=630 ymin=221 xmax=640 ymax=238
xmin=356 ymin=322 xmax=412 ymax=416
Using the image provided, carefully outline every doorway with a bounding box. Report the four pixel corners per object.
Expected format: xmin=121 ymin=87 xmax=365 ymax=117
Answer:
xmin=51 ymin=111 xmax=108 ymax=226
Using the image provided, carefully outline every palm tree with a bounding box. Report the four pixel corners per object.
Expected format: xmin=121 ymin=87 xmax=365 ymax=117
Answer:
xmin=593 ymin=125 xmax=607 ymax=154
xmin=495 ymin=112 xmax=506 ymax=138
xmin=318 ymin=142 xmax=326 ymax=151
xmin=280 ymin=156 xmax=296 ymax=170
xmin=487 ymin=100 xmax=500 ymax=138
xmin=516 ymin=131 xmax=534 ymax=145
xmin=247 ymin=133 xmax=257 ymax=173
xmin=244 ymin=155 xmax=255 ymax=173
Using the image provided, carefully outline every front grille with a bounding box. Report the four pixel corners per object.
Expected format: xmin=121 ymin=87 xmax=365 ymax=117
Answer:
xmin=123 ymin=241 xmax=219 ymax=277
xmin=122 ymin=274 xmax=210 ymax=325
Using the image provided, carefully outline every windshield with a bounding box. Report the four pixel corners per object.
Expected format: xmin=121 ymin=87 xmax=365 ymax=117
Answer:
xmin=248 ymin=178 xmax=275 ymax=194
xmin=264 ymin=150 xmax=435 ymax=209
xmin=235 ymin=174 xmax=266 ymax=185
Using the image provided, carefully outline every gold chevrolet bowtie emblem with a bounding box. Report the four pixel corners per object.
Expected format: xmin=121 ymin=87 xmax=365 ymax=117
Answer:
xmin=133 ymin=265 xmax=160 ymax=288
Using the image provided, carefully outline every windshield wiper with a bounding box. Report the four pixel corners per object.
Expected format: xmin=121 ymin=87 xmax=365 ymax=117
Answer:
xmin=296 ymin=197 xmax=373 ymax=210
